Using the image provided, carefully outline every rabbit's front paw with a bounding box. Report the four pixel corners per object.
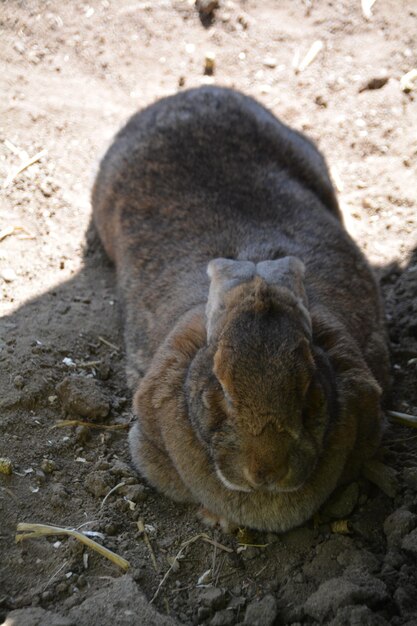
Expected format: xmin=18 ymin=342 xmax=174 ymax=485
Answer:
xmin=197 ymin=507 xmax=237 ymax=533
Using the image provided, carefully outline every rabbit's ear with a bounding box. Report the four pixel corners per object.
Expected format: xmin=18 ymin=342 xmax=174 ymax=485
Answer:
xmin=257 ymin=257 xmax=312 ymax=338
xmin=206 ymin=258 xmax=255 ymax=342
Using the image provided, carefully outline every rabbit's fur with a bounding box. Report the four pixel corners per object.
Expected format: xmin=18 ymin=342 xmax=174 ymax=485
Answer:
xmin=92 ymin=86 xmax=389 ymax=532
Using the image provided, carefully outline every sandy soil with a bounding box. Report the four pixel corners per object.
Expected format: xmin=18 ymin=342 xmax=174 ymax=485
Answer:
xmin=1 ymin=1 xmax=417 ymax=625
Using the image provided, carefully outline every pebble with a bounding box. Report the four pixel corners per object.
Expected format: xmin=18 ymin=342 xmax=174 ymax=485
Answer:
xmin=13 ymin=374 xmax=25 ymax=389
xmin=329 ymin=605 xmax=390 ymax=625
xmin=41 ymin=459 xmax=56 ymax=474
xmin=394 ymin=585 xmax=417 ymax=617
xmin=263 ymin=56 xmax=277 ymax=68
xmin=210 ymin=609 xmax=235 ymax=626
xmin=120 ymin=484 xmax=147 ymax=503
xmin=85 ymin=471 xmax=115 ymax=498
xmin=303 ymin=574 xmax=388 ymax=622
xmin=1 ymin=268 xmax=17 ymax=283
xmin=383 ymin=509 xmax=417 ymax=547
xmin=244 ymin=595 xmax=278 ymax=626
xmin=199 ymin=587 xmax=227 ymax=611
xmin=403 ymin=467 xmax=417 ymax=491
xmin=56 ymin=376 xmax=110 ymax=420
xmin=401 ymin=528 xmax=417 ymax=556
xmin=50 ymin=483 xmax=69 ymax=506
xmin=110 ymin=460 xmax=136 ymax=478
xmin=358 ymin=76 xmax=389 ymax=92
xmin=196 ymin=0 xmax=219 ymax=16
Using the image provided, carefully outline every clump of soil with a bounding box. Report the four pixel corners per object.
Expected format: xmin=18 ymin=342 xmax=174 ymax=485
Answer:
xmin=1 ymin=1 xmax=416 ymax=625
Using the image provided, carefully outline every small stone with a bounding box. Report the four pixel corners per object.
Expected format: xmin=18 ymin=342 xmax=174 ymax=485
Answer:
xmin=263 ymin=56 xmax=277 ymax=68
xmin=13 ymin=374 xmax=25 ymax=389
xmin=401 ymin=528 xmax=417 ymax=556
xmin=56 ymin=376 xmax=110 ymax=420
xmin=304 ymin=574 xmax=388 ymax=622
xmin=199 ymin=587 xmax=227 ymax=611
xmin=196 ymin=0 xmax=219 ymax=16
xmin=3 ymin=608 xmax=73 ymax=626
xmin=210 ymin=609 xmax=235 ymax=626
xmin=359 ymin=75 xmax=389 ymax=92
xmin=394 ymin=585 xmax=417 ymax=617
xmin=197 ymin=606 xmax=211 ymax=622
xmin=383 ymin=509 xmax=417 ymax=547
xmin=41 ymin=459 xmax=56 ymax=474
xmin=329 ymin=605 xmax=389 ymax=625
xmin=50 ymin=483 xmax=69 ymax=506
xmin=85 ymin=471 xmax=114 ymax=498
xmin=244 ymin=594 xmax=278 ymax=626
xmin=403 ymin=467 xmax=417 ymax=491
xmin=110 ymin=460 xmax=136 ymax=478
xmin=39 ymin=177 xmax=58 ymax=197
xmin=204 ymin=52 xmax=216 ymax=76
xmin=75 ymin=425 xmax=91 ymax=443
xmin=120 ymin=484 xmax=147 ymax=503
xmin=1 ymin=268 xmax=17 ymax=283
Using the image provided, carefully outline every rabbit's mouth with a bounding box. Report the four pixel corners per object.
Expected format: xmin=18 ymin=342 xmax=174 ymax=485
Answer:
xmin=214 ymin=461 xmax=311 ymax=494
xmin=215 ymin=465 xmax=253 ymax=493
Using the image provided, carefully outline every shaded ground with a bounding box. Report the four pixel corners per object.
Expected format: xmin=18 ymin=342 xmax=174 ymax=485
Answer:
xmin=1 ymin=1 xmax=417 ymax=624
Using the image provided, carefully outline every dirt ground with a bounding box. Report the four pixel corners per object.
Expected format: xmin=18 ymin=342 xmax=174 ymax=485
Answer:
xmin=1 ymin=1 xmax=417 ymax=624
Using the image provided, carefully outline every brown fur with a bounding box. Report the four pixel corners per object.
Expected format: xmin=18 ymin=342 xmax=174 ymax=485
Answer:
xmin=92 ymin=87 xmax=389 ymax=531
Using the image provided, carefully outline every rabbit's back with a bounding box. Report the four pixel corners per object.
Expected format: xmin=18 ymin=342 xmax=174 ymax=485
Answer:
xmin=92 ymin=87 xmax=386 ymax=388
xmin=92 ymin=87 xmax=340 ymax=261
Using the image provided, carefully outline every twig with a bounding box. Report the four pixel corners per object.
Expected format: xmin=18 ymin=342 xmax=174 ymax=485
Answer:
xmin=0 ymin=226 xmax=33 ymax=242
xmin=388 ymin=410 xmax=417 ymax=430
xmin=138 ymin=519 xmax=158 ymax=572
xmin=100 ymin=482 xmax=126 ymax=509
xmin=98 ymin=336 xmax=120 ymax=352
xmin=295 ymin=40 xmax=323 ymax=73
xmin=0 ymin=486 xmax=19 ymax=502
xmin=15 ymin=522 xmax=130 ymax=571
xmin=42 ymin=560 xmax=69 ymax=592
xmin=52 ymin=420 xmax=129 ymax=431
xmin=150 ymin=533 xmax=210 ymax=603
xmin=361 ymin=0 xmax=377 ymax=20
xmin=76 ymin=360 xmax=103 ymax=369
xmin=3 ymin=149 xmax=47 ymax=188
xmin=201 ymin=536 xmax=233 ymax=553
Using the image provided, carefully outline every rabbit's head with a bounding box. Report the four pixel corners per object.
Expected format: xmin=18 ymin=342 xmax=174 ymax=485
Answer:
xmin=186 ymin=257 xmax=335 ymax=494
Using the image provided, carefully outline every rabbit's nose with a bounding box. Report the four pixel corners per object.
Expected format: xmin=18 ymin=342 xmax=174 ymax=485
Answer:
xmin=243 ymin=461 xmax=288 ymax=489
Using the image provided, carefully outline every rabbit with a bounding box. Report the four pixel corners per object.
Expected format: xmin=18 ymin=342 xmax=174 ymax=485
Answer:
xmin=92 ymin=86 xmax=390 ymax=532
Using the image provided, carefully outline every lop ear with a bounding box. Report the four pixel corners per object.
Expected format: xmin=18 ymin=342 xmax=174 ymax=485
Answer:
xmin=206 ymin=258 xmax=255 ymax=342
xmin=257 ymin=257 xmax=312 ymax=337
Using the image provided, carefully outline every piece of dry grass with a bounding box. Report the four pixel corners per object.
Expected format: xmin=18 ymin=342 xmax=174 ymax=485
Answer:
xmin=361 ymin=0 xmax=377 ymax=20
xmin=0 ymin=225 xmax=34 ymax=242
xmin=100 ymin=481 xmax=126 ymax=510
xmin=138 ymin=519 xmax=159 ymax=572
xmin=400 ymin=68 xmax=417 ymax=92
xmin=295 ymin=40 xmax=323 ymax=73
xmin=3 ymin=149 xmax=47 ymax=188
xmin=331 ymin=520 xmax=352 ymax=535
xmin=0 ymin=458 xmax=13 ymax=475
xmin=15 ymin=522 xmax=130 ymax=571
xmin=388 ymin=410 xmax=417 ymax=430
xmin=52 ymin=420 xmax=129 ymax=431
xmin=98 ymin=336 xmax=120 ymax=351
xmin=150 ymin=532 xmax=231 ymax=603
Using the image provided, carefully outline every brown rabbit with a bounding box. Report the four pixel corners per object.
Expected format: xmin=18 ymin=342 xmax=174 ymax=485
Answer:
xmin=92 ymin=86 xmax=389 ymax=532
